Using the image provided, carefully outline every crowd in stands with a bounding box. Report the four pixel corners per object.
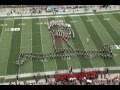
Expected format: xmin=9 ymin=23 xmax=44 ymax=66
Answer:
xmin=55 ymin=71 xmax=98 ymax=81
xmin=0 ymin=5 xmax=118 ymax=16
xmin=0 ymin=5 xmax=46 ymax=8
xmin=3 ymin=70 xmax=120 ymax=85
xmin=3 ymin=68 xmax=120 ymax=85
xmin=7 ymin=7 xmax=42 ymax=16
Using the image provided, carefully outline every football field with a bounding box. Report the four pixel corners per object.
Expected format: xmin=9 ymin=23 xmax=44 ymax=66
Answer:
xmin=0 ymin=12 xmax=120 ymax=77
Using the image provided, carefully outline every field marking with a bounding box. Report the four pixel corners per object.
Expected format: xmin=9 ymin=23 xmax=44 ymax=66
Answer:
xmin=77 ymin=16 xmax=104 ymax=67
xmin=109 ymin=14 xmax=120 ymax=46
xmin=0 ymin=44 xmax=58 ymax=50
xmin=2 ymin=65 xmax=120 ymax=81
xmin=103 ymin=14 xmax=120 ymax=37
xmin=0 ymin=23 xmax=7 ymax=26
xmin=74 ymin=16 xmax=95 ymax=67
xmin=31 ymin=18 xmax=33 ymax=73
xmin=62 ymin=17 xmax=81 ymax=69
xmin=93 ymin=15 xmax=119 ymax=66
xmin=113 ymin=45 xmax=120 ymax=49
xmin=39 ymin=18 xmax=47 ymax=71
xmin=86 ymin=16 xmax=106 ymax=67
xmin=39 ymin=18 xmax=45 ymax=72
xmin=1 ymin=13 xmax=120 ymax=76
xmin=4 ymin=19 xmax=14 ymax=82
xmin=55 ymin=17 xmax=69 ymax=70
xmin=94 ymin=15 xmax=116 ymax=45
xmin=42 ymin=18 xmax=57 ymax=71
xmin=18 ymin=23 xmax=26 ymax=26
xmin=111 ymin=14 xmax=120 ymax=29
xmin=46 ymin=18 xmax=57 ymax=71
xmin=80 ymin=16 xmax=104 ymax=67
xmin=0 ymin=19 xmax=6 ymax=83
xmin=0 ymin=12 xmax=120 ymax=77
xmin=103 ymin=17 xmax=111 ymax=21
xmin=18 ymin=19 xmax=22 ymax=74
xmin=1 ymin=11 xmax=120 ymax=20
xmin=103 ymin=15 xmax=120 ymax=50
xmin=70 ymin=20 xmax=78 ymax=23
xmin=87 ymin=19 xmax=94 ymax=22
xmin=36 ymin=22 xmax=43 ymax=25
xmin=102 ymin=15 xmax=120 ymax=47
xmin=19 ymin=20 xmax=23 ymax=74
xmin=111 ymin=14 xmax=120 ymax=37
xmin=0 ymin=20 xmax=5 ymax=44
xmin=1 ymin=31 xmax=51 ymax=36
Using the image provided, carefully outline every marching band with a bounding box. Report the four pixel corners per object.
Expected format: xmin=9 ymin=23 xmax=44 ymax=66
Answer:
xmin=15 ymin=20 xmax=114 ymax=66
xmin=16 ymin=44 xmax=114 ymax=66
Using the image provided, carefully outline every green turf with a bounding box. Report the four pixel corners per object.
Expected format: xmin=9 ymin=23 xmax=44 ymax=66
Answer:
xmin=71 ymin=16 xmax=105 ymax=67
xmin=0 ymin=20 xmax=4 ymax=37
xmin=0 ymin=12 xmax=120 ymax=77
xmin=32 ymin=18 xmax=44 ymax=72
xmin=57 ymin=17 xmax=81 ymax=69
xmin=6 ymin=19 xmax=22 ymax=75
xmin=19 ymin=19 xmax=33 ymax=74
xmin=0 ymin=78 xmax=4 ymax=83
xmin=97 ymin=15 xmax=120 ymax=45
xmin=0 ymin=19 xmax=14 ymax=75
xmin=81 ymin=16 xmax=117 ymax=67
xmin=64 ymin=17 xmax=92 ymax=68
xmin=40 ymin=18 xmax=57 ymax=71
xmin=48 ymin=18 xmax=68 ymax=70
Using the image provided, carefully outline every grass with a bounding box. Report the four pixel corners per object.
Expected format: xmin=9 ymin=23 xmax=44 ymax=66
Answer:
xmin=0 ymin=78 xmax=4 ymax=83
xmin=0 ymin=12 xmax=120 ymax=78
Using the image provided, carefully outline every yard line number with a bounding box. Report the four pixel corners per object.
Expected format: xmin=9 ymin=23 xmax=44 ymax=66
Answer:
xmin=111 ymin=45 xmax=120 ymax=49
xmin=103 ymin=18 xmax=111 ymax=21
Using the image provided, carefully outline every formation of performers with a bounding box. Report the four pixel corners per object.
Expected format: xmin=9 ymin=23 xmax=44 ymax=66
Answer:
xmin=51 ymin=29 xmax=71 ymax=41
xmin=47 ymin=20 xmax=74 ymax=39
xmin=47 ymin=20 xmax=64 ymax=29
xmin=16 ymin=44 xmax=114 ymax=66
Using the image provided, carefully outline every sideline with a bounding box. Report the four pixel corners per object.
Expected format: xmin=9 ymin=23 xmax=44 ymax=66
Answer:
xmin=0 ymin=11 xmax=120 ymax=20
xmin=1 ymin=66 xmax=120 ymax=80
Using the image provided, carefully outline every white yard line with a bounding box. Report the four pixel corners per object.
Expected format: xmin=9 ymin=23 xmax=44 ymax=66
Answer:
xmin=1 ymin=65 xmax=120 ymax=80
xmin=103 ymin=14 xmax=120 ymax=37
xmin=88 ymin=15 xmax=118 ymax=66
xmin=1 ymin=19 xmax=7 ymax=83
xmin=4 ymin=18 xmax=14 ymax=82
xmin=0 ymin=20 xmax=5 ymax=43
xmin=86 ymin=16 xmax=106 ymax=67
xmin=0 ymin=45 xmax=56 ymax=50
xmin=30 ymin=19 xmax=34 ymax=72
xmin=46 ymin=18 xmax=57 ymax=71
xmin=1 ymin=32 xmax=32 ymax=36
xmin=111 ymin=14 xmax=120 ymax=27
xmin=71 ymin=16 xmax=94 ymax=67
xmin=18 ymin=19 xmax=23 ymax=74
xmin=68 ymin=16 xmax=93 ymax=68
xmin=0 ymin=11 xmax=119 ymax=20
xmin=1 ymin=73 xmax=120 ymax=85
xmin=30 ymin=18 xmax=33 ymax=73
xmin=62 ymin=17 xmax=81 ymax=68
xmin=54 ymin=17 xmax=69 ymax=70
xmin=94 ymin=15 xmax=120 ymax=51
xmin=93 ymin=15 xmax=116 ymax=44
xmin=74 ymin=16 xmax=96 ymax=66
xmin=39 ymin=18 xmax=45 ymax=72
